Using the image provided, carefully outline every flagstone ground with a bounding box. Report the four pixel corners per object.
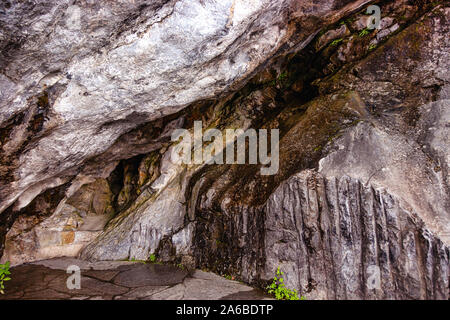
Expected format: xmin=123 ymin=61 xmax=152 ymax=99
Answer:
xmin=0 ymin=258 xmax=270 ymax=300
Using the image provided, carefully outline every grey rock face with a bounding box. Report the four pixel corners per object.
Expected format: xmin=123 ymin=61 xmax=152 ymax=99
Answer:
xmin=316 ymin=4 xmax=450 ymax=242
xmin=0 ymin=0 xmax=372 ymax=216
xmin=187 ymin=4 xmax=450 ymax=300
xmin=0 ymin=0 xmax=374 ymax=261
xmin=1 ymin=0 xmax=449 ymax=300
xmin=319 ymin=114 xmax=450 ymax=244
xmin=263 ymin=170 xmax=449 ymax=300
xmin=80 ymin=148 xmax=188 ymax=261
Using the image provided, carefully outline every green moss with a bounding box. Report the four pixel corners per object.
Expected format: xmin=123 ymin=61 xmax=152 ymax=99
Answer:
xmin=330 ymin=38 xmax=343 ymax=46
xmin=129 ymin=258 xmax=147 ymax=264
xmin=345 ymin=16 xmax=356 ymax=25
xmin=277 ymin=71 xmax=288 ymax=83
xmin=313 ymin=145 xmax=322 ymax=152
xmin=176 ymin=263 xmax=185 ymax=270
xmin=358 ymin=28 xmax=371 ymax=37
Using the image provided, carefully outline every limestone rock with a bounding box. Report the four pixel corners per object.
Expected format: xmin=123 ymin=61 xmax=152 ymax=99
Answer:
xmin=263 ymin=170 xmax=449 ymax=299
xmin=0 ymin=0 xmax=373 ymax=216
xmin=1 ymin=0 xmax=449 ymax=300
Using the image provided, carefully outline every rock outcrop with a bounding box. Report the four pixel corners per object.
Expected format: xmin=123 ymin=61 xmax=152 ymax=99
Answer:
xmin=265 ymin=171 xmax=449 ymax=300
xmin=0 ymin=0 xmax=372 ymax=215
xmin=1 ymin=0 xmax=449 ymax=300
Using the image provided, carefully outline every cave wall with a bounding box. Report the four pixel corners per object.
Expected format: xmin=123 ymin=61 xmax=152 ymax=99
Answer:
xmin=0 ymin=0 xmax=449 ymax=300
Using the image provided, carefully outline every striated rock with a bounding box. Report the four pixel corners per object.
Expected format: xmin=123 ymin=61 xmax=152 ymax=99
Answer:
xmin=0 ymin=0 xmax=372 ymax=217
xmin=189 ymin=4 xmax=449 ymax=300
xmin=263 ymin=170 xmax=449 ymax=300
xmin=0 ymin=0 xmax=377 ymax=260
xmin=1 ymin=0 xmax=449 ymax=300
xmin=319 ymin=116 xmax=450 ymax=243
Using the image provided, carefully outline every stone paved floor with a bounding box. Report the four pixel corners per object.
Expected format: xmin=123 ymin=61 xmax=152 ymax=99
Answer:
xmin=0 ymin=258 xmax=271 ymax=300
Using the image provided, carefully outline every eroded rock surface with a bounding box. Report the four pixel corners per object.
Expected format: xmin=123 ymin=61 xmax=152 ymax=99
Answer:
xmin=0 ymin=258 xmax=268 ymax=300
xmin=0 ymin=0 xmax=372 ymax=215
xmin=264 ymin=171 xmax=449 ymax=300
xmin=1 ymin=0 xmax=449 ymax=300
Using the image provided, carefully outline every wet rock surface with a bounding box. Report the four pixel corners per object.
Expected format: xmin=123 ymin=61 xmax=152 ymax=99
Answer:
xmin=1 ymin=0 xmax=449 ymax=300
xmin=0 ymin=0 xmax=372 ymax=218
xmin=0 ymin=258 xmax=270 ymax=300
xmin=263 ymin=171 xmax=450 ymax=300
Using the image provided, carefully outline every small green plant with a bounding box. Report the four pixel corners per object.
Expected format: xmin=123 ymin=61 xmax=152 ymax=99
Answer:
xmin=368 ymin=43 xmax=377 ymax=51
xmin=176 ymin=263 xmax=185 ymax=270
xmin=0 ymin=261 xmax=11 ymax=294
xmin=345 ymin=17 xmax=356 ymax=25
xmin=277 ymin=72 xmax=288 ymax=82
xmin=267 ymin=267 xmax=305 ymax=300
xmin=359 ymin=28 xmax=371 ymax=37
xmin=149 ymin=254 xmax=156 ymax=263
xmin=269 ymin=71 xmax=290 ymax=88
xmin=431 ymin=1 xmax=440 ymax=7
xmin=330 ymin=38 xmax=343 ymax=46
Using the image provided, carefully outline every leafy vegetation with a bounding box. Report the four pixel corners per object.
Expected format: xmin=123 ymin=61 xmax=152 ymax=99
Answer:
xmin=176 ymin=263 xmax=185 ymax=270
xmin=0 ymin=261 xmax=11 ymax=294
xmin=149 ymin=254 xmax=156 ymax=263
xmin=359 ymin=28 xmax=371 ymax=37
xmin=268 ymin=71 xmax=291 ymax=88
xmin=368 ymin=43 xmax=377 ymax=51
xmin=277 ymin=72 xmax=288 ymax=82
xmin=267 ymin=267 xmax=305 ymax=300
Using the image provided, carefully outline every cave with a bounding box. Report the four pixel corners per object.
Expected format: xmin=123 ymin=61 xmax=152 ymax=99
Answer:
xmin=0 ymin=0 xmax=449 ymax=301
